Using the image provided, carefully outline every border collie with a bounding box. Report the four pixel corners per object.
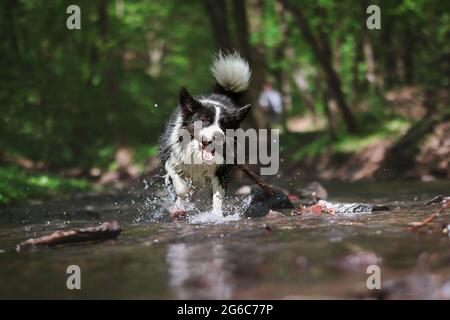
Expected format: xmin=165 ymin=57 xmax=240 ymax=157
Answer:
xmin=159 ymin=52 xmax=252 ymax=216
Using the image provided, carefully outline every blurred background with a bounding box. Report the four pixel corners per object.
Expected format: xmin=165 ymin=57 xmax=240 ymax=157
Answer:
xmin=0 ymin=0 xmax=449 ymax=205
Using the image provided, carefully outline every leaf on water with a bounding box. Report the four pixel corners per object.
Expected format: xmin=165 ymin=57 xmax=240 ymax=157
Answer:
xmin=291 ymin=202 xmax=335 ymax=216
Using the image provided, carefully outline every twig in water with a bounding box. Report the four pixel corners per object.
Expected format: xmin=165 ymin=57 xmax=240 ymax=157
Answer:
xmin=16 ymin=221 xmax=122 ymax=252
xmin=237 ymin=164 xmax=274 ymax=197
xmin=409 ymin=213 xmax=437 ymax=230
xmin=424 ymin=195 xmax=444 ymax=206
xmin=409 ymin=198 xmax=450 ymax=231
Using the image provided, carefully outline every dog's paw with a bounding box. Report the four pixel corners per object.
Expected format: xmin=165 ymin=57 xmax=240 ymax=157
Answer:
xmin=169 ymin=208 xmax=188 ymax=221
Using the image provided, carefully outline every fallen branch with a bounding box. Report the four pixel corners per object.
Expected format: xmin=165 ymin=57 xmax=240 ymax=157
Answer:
xmin=16 ymin=221 xmax=122 ymax=252
xmin=409 ymin=198 xmax=450 ymax=231
xmin=409 ymin=213 xmax=437 ymax=230
xmin=237 ymin=164 xmax=274 ymax=196
xmin=424 ymin=195 xmax=444 ymax=206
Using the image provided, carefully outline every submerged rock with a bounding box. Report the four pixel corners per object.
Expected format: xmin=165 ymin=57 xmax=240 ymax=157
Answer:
xmin=327 ymin=202 xmax=390 ymax=214
xmin=265 ymin=210 xmax=286 ymax=219
xmin=291 ymin=200 xmax=389 ymax=216
xmin=243 ymin=185 xmax=293 ymax=217
xmin=240 ymin=183 xmax=389 ymax=217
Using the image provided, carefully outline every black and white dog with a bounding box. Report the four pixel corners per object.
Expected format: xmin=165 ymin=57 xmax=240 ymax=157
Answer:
xmin=159 ymin=53 xmax=252 ymax=216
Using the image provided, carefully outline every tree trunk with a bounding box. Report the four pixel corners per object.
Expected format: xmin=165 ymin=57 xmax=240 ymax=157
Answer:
xmin=274 ymin=2 xmax=293 ymax=131
xmin=351 ymin=37 xmax=363 ymax=96
xmin=381 ymin=19 xmax=397 ymax=87
xmin=317 ymin=74 xmax=338 ymax=137
xmin=232 ymin=0 xmax=251 ymax=58
xmin=292 ymin=65 xmax=316 ymax=117
xmin=99 ymin=0 xmax=125 ymax=148
xmin=232 ymin=0 xmax=268 ymax=129
xmin=3 ymin=0 xmax=19 ymax=55
xmin=203 ymin=0 xmax=267 ymax=129
xmin=362 ymin=32 xmax=383 ymax=95
xmin=204 ymin=0 xmax=233 ymax=52
xmin=323 ymin=91 xmax=339 ymax=139
xmin=402 ymin=21 xmax=415 ymax=84
xmin=278 ymin=0 xmax=359 ymax=134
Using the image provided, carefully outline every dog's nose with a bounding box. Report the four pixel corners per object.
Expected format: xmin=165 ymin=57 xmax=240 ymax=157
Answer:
xmin=202 ymin=139 xmax=212 ymax=148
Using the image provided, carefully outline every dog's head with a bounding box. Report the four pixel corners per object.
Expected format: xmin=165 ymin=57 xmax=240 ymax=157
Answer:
xmin=179 ymin=87 xmax=251 ymax=163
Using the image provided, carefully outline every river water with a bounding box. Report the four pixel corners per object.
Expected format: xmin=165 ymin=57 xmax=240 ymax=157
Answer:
xmin=0 ymin=180 xmax=449 ymax=299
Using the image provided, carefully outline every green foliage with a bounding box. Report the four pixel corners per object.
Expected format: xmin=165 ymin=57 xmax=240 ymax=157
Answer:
xmin=0 ymin=167 xmax=90 ymax=205
xmin=288 ymin=117 xmax=410 ymax=161
xmin=0 ymin=0 xmax=213 ymax=170
xmin=0 ymin=0 xmax=448 ymax=203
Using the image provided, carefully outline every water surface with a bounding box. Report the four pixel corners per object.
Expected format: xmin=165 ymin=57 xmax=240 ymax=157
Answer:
xmin=1 ymin=180 xmax=449 ymax=299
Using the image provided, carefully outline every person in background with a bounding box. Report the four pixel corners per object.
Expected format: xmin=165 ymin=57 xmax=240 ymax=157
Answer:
xmin=258 ymin=81 xmax=284 ymax=129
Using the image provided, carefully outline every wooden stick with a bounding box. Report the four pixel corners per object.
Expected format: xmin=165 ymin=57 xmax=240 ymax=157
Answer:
xmin=409 ymin=213 xmax=437 ymax=231
xmin=409 ymin=198 xmax=450 ymax=231
xmin=16 ymin=221 xmax=122 ymax=252
xmin=424 ymin=195 xmax=444 ymax=206
xmin=237 ymin=164 xmax=274 ymax=196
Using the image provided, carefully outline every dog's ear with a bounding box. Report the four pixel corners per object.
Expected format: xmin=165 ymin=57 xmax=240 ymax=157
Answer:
xmin=237 ymin=104 xmax=251 ymax=122
xmin=179 ymin=87 xmax=201 ymax=115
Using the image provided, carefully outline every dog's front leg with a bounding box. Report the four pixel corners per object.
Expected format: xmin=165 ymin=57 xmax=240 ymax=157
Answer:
xmin=172 ymin=177 xmax=189 ymax=211
xmin=166 ymin=164 xmax=190 ymax=214
xmin=211 ymin=177 xmax=225 ymax=215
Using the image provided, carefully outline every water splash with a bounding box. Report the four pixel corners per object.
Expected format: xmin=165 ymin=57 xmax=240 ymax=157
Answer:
xmin=187 ymin=195 xmax=253 ymax=224
xmin=132 ymin=175 xmax=172 ymax=223
xmin=132 ymin=174 xmax=254 ymax=224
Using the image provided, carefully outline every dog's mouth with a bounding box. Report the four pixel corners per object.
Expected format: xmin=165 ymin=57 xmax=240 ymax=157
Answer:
xmin=200 ymin=139 xmax=216 ymax=161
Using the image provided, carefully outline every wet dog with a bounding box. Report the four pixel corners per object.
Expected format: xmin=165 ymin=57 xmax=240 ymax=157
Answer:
xmin=159 ymin=53 xmax=252 ymax=216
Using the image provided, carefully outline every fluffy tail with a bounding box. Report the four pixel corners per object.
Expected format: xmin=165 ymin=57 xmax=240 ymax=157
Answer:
xmin=211 ymin=52 xmax=251 ymax=99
